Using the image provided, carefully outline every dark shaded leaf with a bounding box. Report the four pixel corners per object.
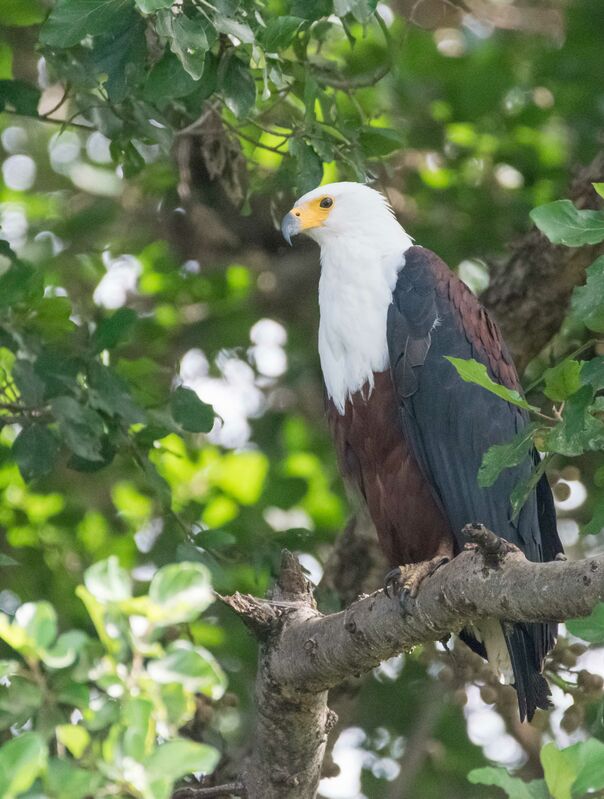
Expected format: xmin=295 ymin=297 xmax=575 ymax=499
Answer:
xmin=258 ymin=17 xmax=304 ymax=51
xmin=90 ymin=12 xmax=147 ymax=103
xmin=144 ymin=52 xmax=198 ymax=102
xmin=12 ymin=424 xmax=60 ymax=481
xmin=478 ymin=424 xmax=538 ymax=488
xmin=41 ymin=0 xmax=133 ymax=47
xmin=51 ymin=396 xmax=105 ymax=462
xmin=88 ymin=362 xmax=145 ymax=425
xmin=219 ymin=55 xmax=256 ymax=119
xmin=571 ymin=256 xmax=604 ymax=333
xmin=582 ymin=357 xmax=604 ymax=389
xmin=359 ymin=126 xmax=403 ymax=157
xmin=156 ymin=10 xmax=211 ymax=80
xmin=13 ymin=359 xmax=45 ymax=405
xmin=289 ymin=137 xmax=323 ymax=194
xmin=170 ymin=386 xmax=214 ymax=433
xmin=92 ymin=308 xmax=137 ymax=352
xmin=0 ymin=79 xmax=40 ymax=116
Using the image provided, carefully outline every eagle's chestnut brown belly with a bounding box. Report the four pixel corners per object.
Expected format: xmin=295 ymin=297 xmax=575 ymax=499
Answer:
xmin=326 ymin=370 xmax=455 ymax=568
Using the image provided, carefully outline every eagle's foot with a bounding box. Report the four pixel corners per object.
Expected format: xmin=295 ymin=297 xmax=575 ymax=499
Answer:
xmin=383 ymin=556 xmax=450 ymax=603
xmin=462 ymin=523 xmax=521 ymax=569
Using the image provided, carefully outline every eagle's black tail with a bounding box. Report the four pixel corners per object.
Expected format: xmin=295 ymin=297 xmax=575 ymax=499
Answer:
xmin=504 ymin=622 xmax=554 ymax=722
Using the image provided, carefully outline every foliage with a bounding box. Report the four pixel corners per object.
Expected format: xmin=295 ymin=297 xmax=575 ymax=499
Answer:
xmin=0 ymin=558 xmax=223 ymax=799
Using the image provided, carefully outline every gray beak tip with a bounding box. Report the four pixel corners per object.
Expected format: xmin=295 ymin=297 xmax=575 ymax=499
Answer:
xmin=281 ymin=212 xmax=299 ymax=247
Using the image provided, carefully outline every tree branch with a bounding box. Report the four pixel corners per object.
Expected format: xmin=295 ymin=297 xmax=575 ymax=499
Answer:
xmin=223 ymin=532 xmax=604 ymax=797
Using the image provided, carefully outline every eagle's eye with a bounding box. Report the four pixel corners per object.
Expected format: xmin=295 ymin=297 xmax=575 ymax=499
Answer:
xmin=319 ymin=197 xmax=333 ymax=209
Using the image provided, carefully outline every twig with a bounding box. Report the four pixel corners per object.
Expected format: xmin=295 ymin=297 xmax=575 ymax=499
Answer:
xmin=172 ymin=783 xmax=246 ymax=799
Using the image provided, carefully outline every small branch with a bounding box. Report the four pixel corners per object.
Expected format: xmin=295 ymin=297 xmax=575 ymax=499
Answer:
xmin=172 ymin=783 xmax=245 ymax=798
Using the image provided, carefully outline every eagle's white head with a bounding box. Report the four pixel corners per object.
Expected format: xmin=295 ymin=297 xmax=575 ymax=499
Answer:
xmin=281 ymin=181 xmax=411 ymax=253
xmin=281 ymin=181 xmax=414 ymax=413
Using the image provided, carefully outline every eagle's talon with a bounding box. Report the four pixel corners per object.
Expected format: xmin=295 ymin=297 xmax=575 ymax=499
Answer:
xmin=383 ymin=557 xmax=450 ymax=603
xmin=383 ymin=567 xmax=403 ymax=599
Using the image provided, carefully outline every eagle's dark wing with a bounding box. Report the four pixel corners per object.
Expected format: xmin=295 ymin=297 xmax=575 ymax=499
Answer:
xmin=387 ymin=245 xmax=563 ymax=721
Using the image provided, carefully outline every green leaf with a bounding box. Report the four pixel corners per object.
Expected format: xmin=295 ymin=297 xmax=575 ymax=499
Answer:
xmin=42 ymin=629 xmax=89 ymax=669
xmin=12 ymin=424 xmax=60 ymax=482
xmin=478 ymin=424 xmax=538 ymax=488
xmin=0 ymin=258 xmax=42 ymax=308
xmin=0 ymin=677 xmax=43 ymax=730
xmin=510 ymin=455 xmax=549 ymax=520
xmin=593 ymin=182 xmax=604 ymax=199
xmin=84 ymin=556 xmax=132 ymax=603
xmin=566 ymin=602 xmax=604 ymax=643
xmin=0 ymin=733 xmax=47 ymax=798
xmin=56 ymin=724 xmax=90 ymax=758
xmin=148 ymin=562 xmax=213 ymax=624
xmin=546 ymin=385 xmax=604 ymax=456
xmin=170 ymin=386 xmax=214 ymax=433
xmin=581 ymin=357 xmax=604 ymax=389
xmin=15 ymin=600 xmax=58 ymax=652
xmin=291 ymin=0 xmax=332 ymax=18
xmin=571 ymin=256 xmax=604 ymax=333
xmin=543 ymin=359 xmax=582 ymax=401
xmin=13 ymin=359 xmax=45 ymax=405
xmin=289 ymin=138 xmax=324 ymax=195
xmin=41 ymin=0 xmax=134 ymax=47
xmin=571 ymin=739 xmax=604 ymax=795
xmin=123 ymin=697 xmax=153 ymax=760
xmin=147 ymin=642 xmax=227 ymax=698
xmin=583 ymin=497 xmax=604 ymax=535
xmin=51 ymin=395 xmax=105 ymax=462
xmin=0 ymin=0 xmax=45 ymax=26
xmin=145 ymin=738 xmax=220 ymax=784
xmin=359 ymin=126 xmax=403 ymax=157
xmin=88 ymin=362 xmax=145 ymax=425
xmin=530 ymin=200 xmax=604 ymax=247
xmin=215 ymin=15 xmax=255 ymax=44
xmin=541 ymin=742 xmax=580 ymax=799
xmin=92 ymin=307 xmax=137 ymax=352
xmin=334 ymin=0 xmax=378 ymax=22
xmin=468 ymin=767 xmax=548 ymax=799
xmin=445 ymin=357 xmax=538 ymax=411
xmin=45 ymin=759 xmax=103 ymax=799
xmin=258 ymin=17 xmax=304 ymax=51
xmin=219 ymin=55 xmax=256 ymax=118
xmin=156 ymin=10 xmax=211 ymax=80
xmin=90 ymin=13 xmax=147 ymax=104
xmin=0 ymin=79 xmax=40 ymax=116
xmin=144 ymin=52 xmax=198 ymax=102
xmin=135 ymin=0 xmax=173 ymax=11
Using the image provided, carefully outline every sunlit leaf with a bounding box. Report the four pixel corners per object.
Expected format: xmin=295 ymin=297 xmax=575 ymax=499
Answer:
xmin=445 ymin=357 xmax=538 ymax=411
xmin=567 ymin=602 xmax=604 ymax=643
xmin=84 ymin=556 xmax=132 ymax=603
xmin=147 ymin=642 xmax=227 ymax=698
xmin=0 ymin=732 xmax=47 ymax=798
xmin=148 ymin=562 xmax=214 ymax=624
xmin=468 ymin=766 xmax=548 ymax=798
xmin=530 ymin=200 xmax=604 ymax=246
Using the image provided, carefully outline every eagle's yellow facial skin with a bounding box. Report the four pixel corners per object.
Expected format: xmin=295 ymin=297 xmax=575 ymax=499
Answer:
xmin=289 ymin=195 xmax=334 ymax=232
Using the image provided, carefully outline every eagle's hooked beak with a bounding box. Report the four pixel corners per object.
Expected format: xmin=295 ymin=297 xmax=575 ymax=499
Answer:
xmin=281 ymin=211 xmax=300 ymax=246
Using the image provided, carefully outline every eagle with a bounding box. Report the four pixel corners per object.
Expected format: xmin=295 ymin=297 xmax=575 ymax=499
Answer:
xmin=281 ymin=181 xmax=564 ymax=721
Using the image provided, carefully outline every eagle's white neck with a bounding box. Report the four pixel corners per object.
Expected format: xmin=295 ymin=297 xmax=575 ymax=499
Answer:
xmin=317 ymin=226 xmax=413 ymax=414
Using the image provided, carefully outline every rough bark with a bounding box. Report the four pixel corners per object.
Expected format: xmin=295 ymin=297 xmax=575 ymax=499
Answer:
xmin=224 ymin=528 xmax=604 ymax=798
xmin=482 ymin=150 xmax=604 ymax=372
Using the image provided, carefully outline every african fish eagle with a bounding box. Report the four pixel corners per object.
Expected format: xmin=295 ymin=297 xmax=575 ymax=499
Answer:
xmin=281 ymin=181 xmax=564 ymax=722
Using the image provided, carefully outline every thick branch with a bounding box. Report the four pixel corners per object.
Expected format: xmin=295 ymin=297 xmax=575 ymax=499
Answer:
xmin=270 ymin=546 xmax=604 ymax=693
xmin=225 ymin=538 xmax=604 ymax=797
